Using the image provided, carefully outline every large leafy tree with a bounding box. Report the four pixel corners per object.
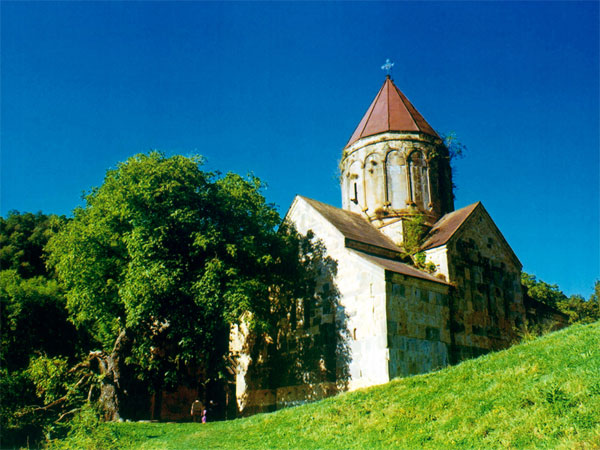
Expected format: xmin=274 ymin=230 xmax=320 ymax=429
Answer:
xmin=46 ymin=152 xmax=296 ymax=420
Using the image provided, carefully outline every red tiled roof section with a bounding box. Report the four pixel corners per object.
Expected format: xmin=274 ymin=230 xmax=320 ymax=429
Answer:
xmin=420 ymin=202 xmax=480 ymax=250
xmin=345 ymin=77 xmax=439 ymax=148
xmin=298 ymin=196 xmax=402 ymax=254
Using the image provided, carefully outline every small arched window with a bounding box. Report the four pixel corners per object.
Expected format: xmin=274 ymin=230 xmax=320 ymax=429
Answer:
xmin=408 ymin=150 xmax=430 ymax=209
xmin=345 ymin=160 xmax=363 ymax=213
xmin=385 ymin=150 xmax=408 ymax=209
xmin=364 ymin=153 xmax=384 ymax=210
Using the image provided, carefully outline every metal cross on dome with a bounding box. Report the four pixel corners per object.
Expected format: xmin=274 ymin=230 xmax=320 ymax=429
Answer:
xmin=381 ymin=58 xmax=394 ymax=77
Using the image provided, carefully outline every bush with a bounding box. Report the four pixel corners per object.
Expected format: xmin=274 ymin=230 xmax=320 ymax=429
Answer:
xmin=0 ymin=368 xmax=45 ymax=449
xmin=46 ymin=405 xmax=119 ymax=450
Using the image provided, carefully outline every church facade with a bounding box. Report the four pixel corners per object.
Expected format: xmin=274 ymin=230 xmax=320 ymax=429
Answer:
xmin=231 ymin=76 xmax=526 ymax=415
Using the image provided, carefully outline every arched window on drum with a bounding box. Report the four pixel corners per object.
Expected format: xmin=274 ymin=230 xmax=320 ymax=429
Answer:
xmin=364 ymin=153 xmax=384 ymax=211
xmin=345 ymin=160 xmax=363 ymax=213
xmin=408 ymin=151 xmax=431 ymax=210
xmin=385 ymin=150 xmax=408 ymax=210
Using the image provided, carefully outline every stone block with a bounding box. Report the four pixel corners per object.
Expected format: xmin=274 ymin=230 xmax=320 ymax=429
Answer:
xmin=425 ymin=326 xmax=440 ymax=341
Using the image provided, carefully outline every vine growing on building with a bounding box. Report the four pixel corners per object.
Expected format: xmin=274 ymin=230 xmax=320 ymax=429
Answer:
xmin=401 ymin=212 xmax=436 ymax=273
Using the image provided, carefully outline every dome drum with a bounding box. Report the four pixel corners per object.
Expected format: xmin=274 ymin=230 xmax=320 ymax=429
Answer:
xmin=340 ymin=132 xmax=450 ymax=224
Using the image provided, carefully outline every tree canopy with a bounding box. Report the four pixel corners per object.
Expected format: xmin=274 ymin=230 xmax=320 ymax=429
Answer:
xmin=522 ymin=272 xmax=599 ymax=325
xmin=0 ymin=211 xmax=78 ymax=447
xmin=46 ymin=152 xmax=304 ymax=419
xmin=556 ymin=281 xmax=600 ymax=325
xmin=521 ymin=272 xmax=567 ymax=308
xmin=0 ymin=211 xmax=64 ymax=279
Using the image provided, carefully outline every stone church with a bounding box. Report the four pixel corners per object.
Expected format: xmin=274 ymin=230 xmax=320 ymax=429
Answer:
xmin=230 ymin=75 xmax=527 ymax=415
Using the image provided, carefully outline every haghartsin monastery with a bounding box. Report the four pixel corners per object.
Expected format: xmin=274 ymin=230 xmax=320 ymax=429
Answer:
xmin=229 ymin=75 xmax=564 ymax=417
xmin=156 ymin=75 xmax=564 ymax=420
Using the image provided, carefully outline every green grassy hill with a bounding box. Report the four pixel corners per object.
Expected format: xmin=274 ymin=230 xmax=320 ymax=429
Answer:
xmin=55 ymin=323 xmax=600 ymax=449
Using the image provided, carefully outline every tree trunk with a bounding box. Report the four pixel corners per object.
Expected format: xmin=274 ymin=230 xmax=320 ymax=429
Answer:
xmin=152 ymin=388 xmax=162 ymax=421
xmin=92 ymin=329 xmax=129 ymax=421
xmin=98 ymin=381 xmax=120 ymax=422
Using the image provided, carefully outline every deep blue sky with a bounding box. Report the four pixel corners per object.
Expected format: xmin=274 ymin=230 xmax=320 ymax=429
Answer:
xmin=2 ymin=2 xmax=598 ymax=297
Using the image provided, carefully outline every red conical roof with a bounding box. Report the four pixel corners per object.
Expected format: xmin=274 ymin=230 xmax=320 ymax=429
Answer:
xmin=345 ymin=77 xmax=439 ymax=148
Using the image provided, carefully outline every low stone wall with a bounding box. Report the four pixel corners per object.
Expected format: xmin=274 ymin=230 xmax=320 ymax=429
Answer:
xmin=524 ymin=295 xmax=568 ymax=331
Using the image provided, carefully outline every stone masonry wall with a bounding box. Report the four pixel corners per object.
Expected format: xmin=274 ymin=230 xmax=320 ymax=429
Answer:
xmin=286 ymin=198 xmax=390 ymax=390
xmin=231 ymin=198 xmax=391 ymax=415
xmin=385 ymin=272 xmax=451 ymax=378
xmin=445 ymin=207 xmax=525 ymax=362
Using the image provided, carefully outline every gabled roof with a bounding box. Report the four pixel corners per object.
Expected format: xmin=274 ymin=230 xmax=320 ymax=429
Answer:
xmin=297 ymin=196 xmax=402 ymax=255
xmin=421 ymin=201 xmax=521 ymax=268
xmin=358 ymin=252 xmax=450 ymax=285
xmin=345 ymin=77 xmax=439 ymax=148
xmin=291 ymin=196 xmax=448 ymax=286
xmin=420 ymin=202 xmax=480 ymax=250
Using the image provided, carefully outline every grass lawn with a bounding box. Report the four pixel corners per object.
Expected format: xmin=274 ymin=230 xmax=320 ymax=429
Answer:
xmin=52 ymin=322 xmax=600 ymax=449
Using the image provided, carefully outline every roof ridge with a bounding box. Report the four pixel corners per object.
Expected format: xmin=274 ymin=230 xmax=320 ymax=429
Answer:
xmin=386 ymin=78 xmax=391 ymax=131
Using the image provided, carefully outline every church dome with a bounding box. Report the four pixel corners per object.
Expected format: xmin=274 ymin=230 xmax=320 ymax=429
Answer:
xmin=340 ymin=76 xmax=454 ymax=244
xmin=345 ymin=76 xmax=439 ymax=149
